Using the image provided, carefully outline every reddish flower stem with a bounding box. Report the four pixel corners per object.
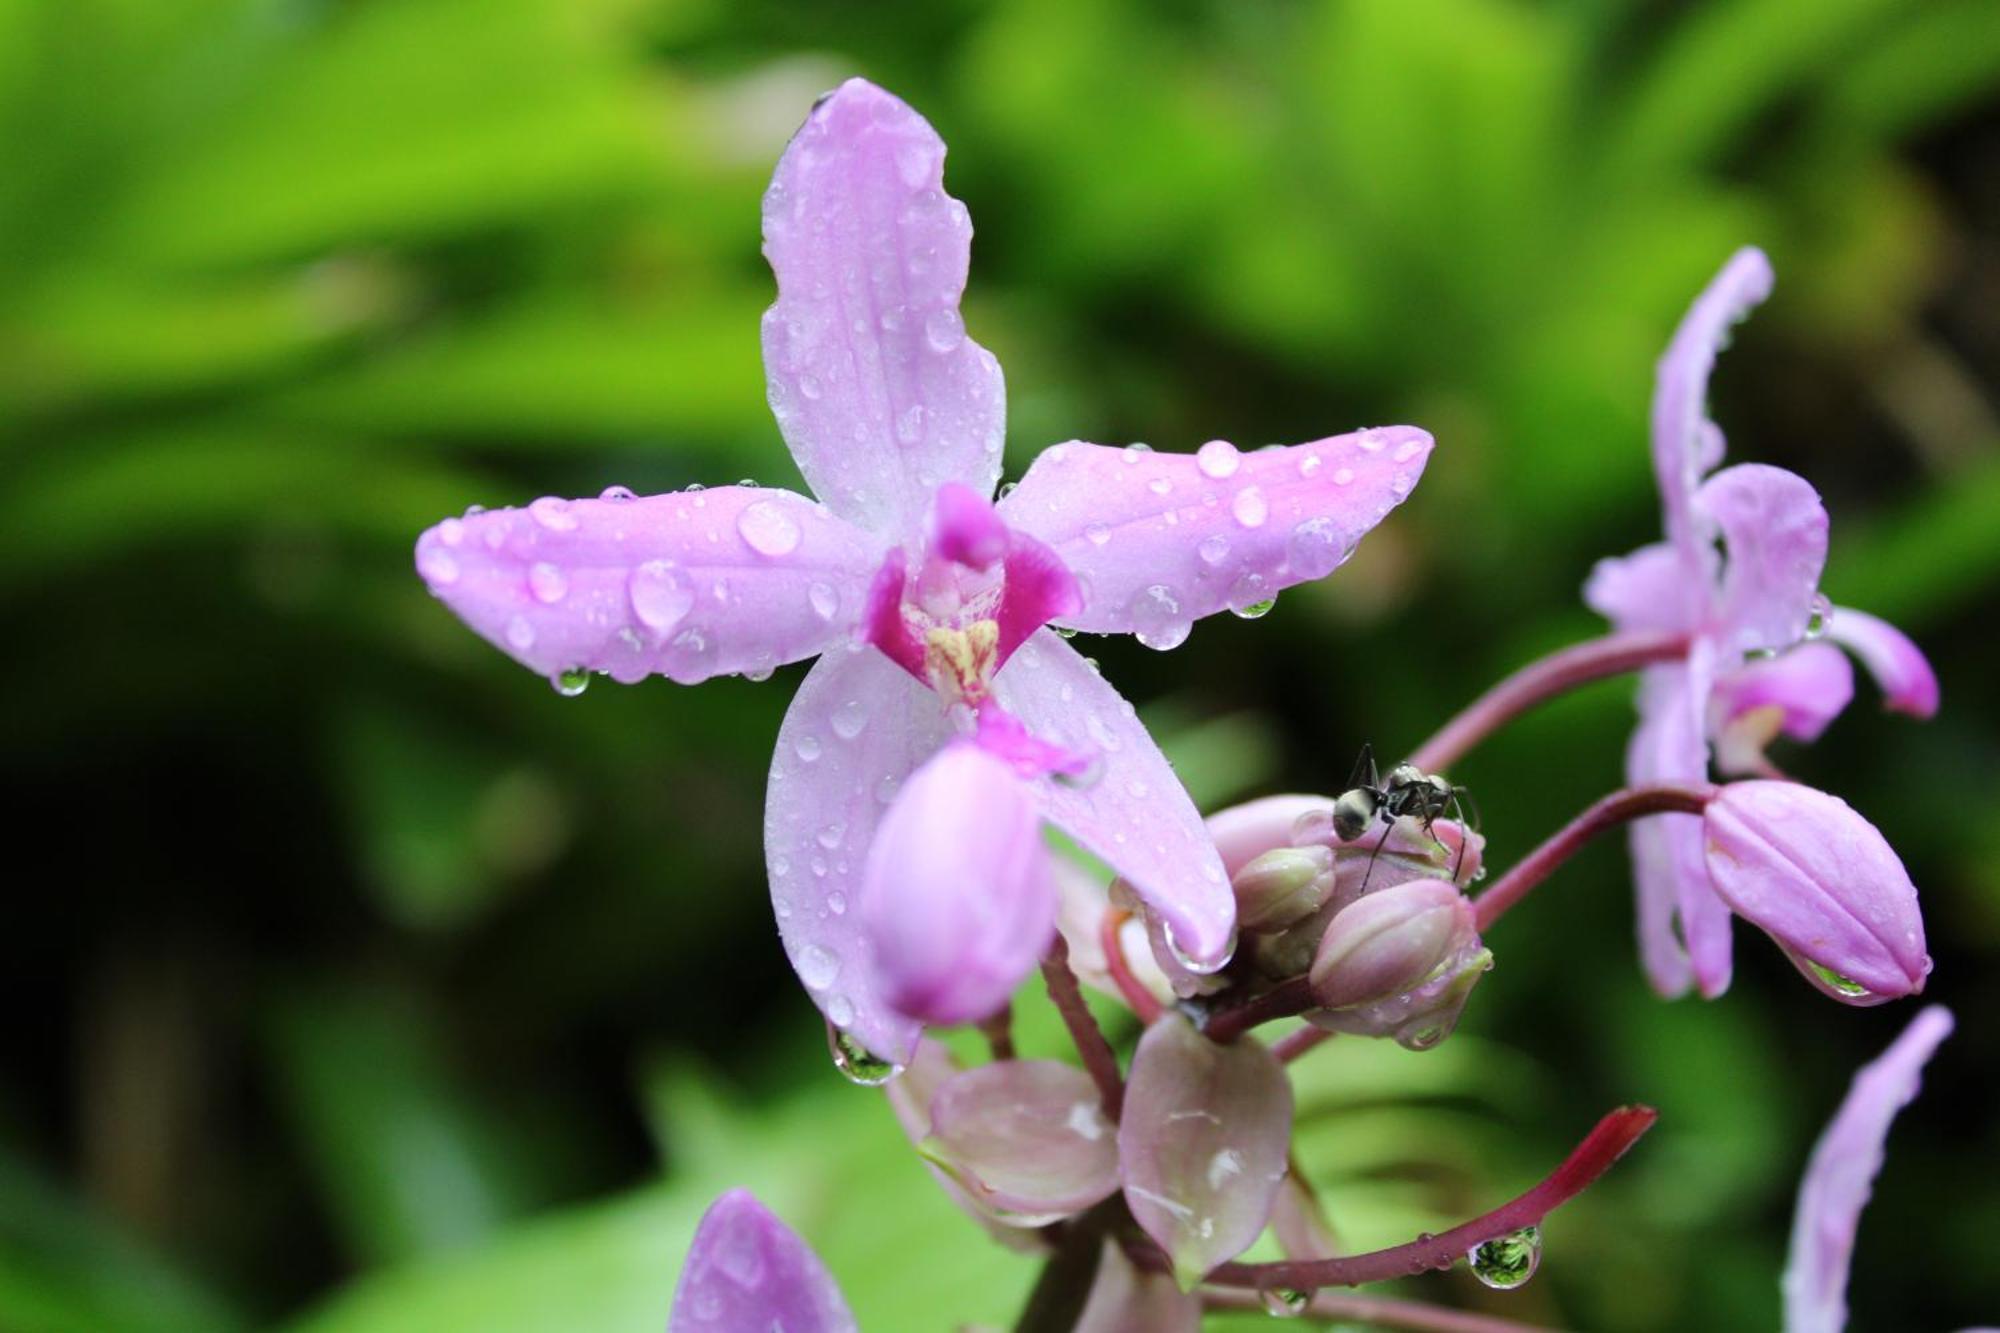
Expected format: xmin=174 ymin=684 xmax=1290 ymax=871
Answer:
xmin=1201 ymin=1287 xmax=1555 ymax=1332
xmin=1473 ymin=784 xmax=1715 ymax=932
xmin=1407 ymin=629 xmax=1688 ymax=775
xmin=1201 ymin=976 xmax=1315 ymax=1044
xmin=1271 ymin=1024 xmax=1335 ymax=1064
xmin=1100 ymin=909 xmax=1165 ymax=1024
xmin=1040 ymin=934 xmax=1125 ymax=1120
xmin=980 ymin=1004 xmax=1016 ymax=1061
xmin=1188 ymin=1105 xmax=1658 ymax=1291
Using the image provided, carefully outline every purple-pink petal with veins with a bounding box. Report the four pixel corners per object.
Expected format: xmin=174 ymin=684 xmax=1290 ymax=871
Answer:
xmin=766 ymin=647 xmax=952 ymax=1065
xmin=668 ymin=1188 xmax=856 ymax=1333
xmin=922 ymin=1060 xmax=1119 ymax=1224
xmin=760 ymin=79 xmax=1005 ymax=539
xmin=1827 ymin=605 xmax=1940 ymax=719
xmin=415 ymin=487 xmax=885 ymax=685
xmin=1704 ymin=781 xmax=1929 ymax=1003
xmin=994 ymin=531 xmax=1084 ymax=664
xmin=1698 ymin=464 xmax=1829 ymax=658
xmin=1784 ymin=1006 xmax=1953 ymax=1333
xmin=1713 ymin=642 xmax=1855 ymax=746
xmin=1629 ymin=659 xmax=1733 ymax=998
xmin=884 ymin=1039 xmax=1040 ymax=1251
xmin=1652 ymin=246 xmax=1773 ymax=563
xmin=1583 ymin=540 xmax=1704 ymax=635
xmin=989 ymin=630 xmax=1237 ymax=971
xmin=1206 ymin=794 xmax=1328 ymax=878
xmin=859 ymin=741 xmax=1057 ymax=1027
xmin=997 ymin=428 xmax=1431 ymax=639
xmin=1074 ymin=1239 xmax=1203 ymax=1333
xmin=932 ymin=480 xmax=1009 ymax=570
xmin=1119 ymin=1015 xmax=1293 ymax=1289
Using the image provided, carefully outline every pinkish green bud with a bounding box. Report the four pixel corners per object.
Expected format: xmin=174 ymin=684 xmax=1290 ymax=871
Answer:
xmin=1309 ymin=939 xmax=1492 ymax=1051
xmin=1233 ymin=845 xmax=1335 ymax=933
xmin=1308 ymin=880 xmax=1470 ymax=1010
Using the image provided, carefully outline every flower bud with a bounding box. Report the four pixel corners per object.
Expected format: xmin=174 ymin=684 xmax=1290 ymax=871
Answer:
xmin=1232 ymin=845 xmax=1335 ymax=933
xmin=1702 ymin=781 xmax=1929 ymax=1004
xmin=1308 ymin=880 xmax=1470 ymax=1011
xmin=1307 ymin=941 xmax=1492 ymax=1051
xmin=860 ymin=742 xmax=1057 ymax=1026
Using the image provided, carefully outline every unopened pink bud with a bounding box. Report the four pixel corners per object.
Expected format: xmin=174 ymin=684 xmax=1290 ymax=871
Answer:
xmin=860 ymin=742 xmax=1058 ymax=1026
xmin=1703 ymin=782 xmax=1929 ymax=1004
xmin=1233 ymin=845 xmax=1335 ymax=933
xmin=1308 ymin=880 xmax=1470 ymax=1011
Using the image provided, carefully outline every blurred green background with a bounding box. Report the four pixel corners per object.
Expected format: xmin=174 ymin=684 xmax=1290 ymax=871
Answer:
xmin=3 ymin=0 xmax=1996 ymax=1328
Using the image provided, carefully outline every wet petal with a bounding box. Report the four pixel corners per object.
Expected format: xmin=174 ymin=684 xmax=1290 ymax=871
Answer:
xmin=414 ymin=487 xmax=883 ymax=686
xmin=1704 ymin=782 xmax=1929 ymax=1003
xmin=1712 ymin=643 xmax=1854 ymax=774
xmin=1784 ymin=1007 xmax=1954 ymax=1333
xmin=1628 ymin=660 xmax=1733 ymax=998
xmin=1119 ymin=1015 xmax=1293 ymax=1287
xmin=989 ymin=631 xmax=1236 ymax=970
xmin=884 ymin=1040 xmax=1040 ymax=1250
xmin=766 ymin=647 xmax=952 ymax=1065
xmin=668 ymin=1189 xmax=856 ymax=1333
xmin=997 ymin=428 xmax=1431 ymax=641
xmin=1206 ymin=794 xmax=1330 ymax=878
xmin=760 ymin=79 xmax=1005 ymax=538
xmin=860 ymin=741 xmax=1058 ymax=1026
xmin=1074 ymin=1239 xmax=1203 ymax=1333
xmin=1053 ymin=860 xmax=1177 ymax=1009
xmin=1583 ymin=540 xmax=1703 ymax=635
xmin=1653 ymin=246 xmax=1773 ymax=561
xmin=922 ymin=1060 xmax=1119 ymax=1223
xmin=1827 ymin=605 xmax=1939 ymax=719
xmin=1698 ymin=463 xmax=1829 ymax=657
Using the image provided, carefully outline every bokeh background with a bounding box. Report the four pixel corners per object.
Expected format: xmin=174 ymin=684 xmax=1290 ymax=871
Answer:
xmin=3 ymin=0 xmax=1996 ymax=1328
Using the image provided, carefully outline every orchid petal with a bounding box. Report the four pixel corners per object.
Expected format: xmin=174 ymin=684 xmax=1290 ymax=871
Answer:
xmin=767 ymin=647 xmax=951 ymax=1064
xmin=998 ymin=429 xmax=1432 ymax=640
xmin=1271 ymin=1172 xmax=1342 ymax=1261
xmin=1783 ymin=1006 xmax=1954 ymax=1333
xmin=989 ymin=631 xmax=1236 ymax=970
xmin=1053 ymin=859 xmax=1177 ymax=1009
xmin=1712 ymin=643 xmax=1854 ymax=774
xmin=1583 ymin=540 xmax=1703 ymax=635
xmin=922 ymin=1060 xmax=1120 ymax=1224
xmin=1074 ymin=1239 xmax=1203 ymax=1333
xmin=932 ymin=481 xmax=1009 ymax=570
xmin=1698 ymin=464 xmax=1829 ymax=658
xmin=415 ymin=488 xmax=884 ymax=685
xmin=1119 ymin=1015 xmax=1293 ymax=1288
xmin=1653 ymin=247 xmax=1773 ymax=562
xmin=1206 ymin=794 xmax=1329 ymax=878
xmin=1629 ymin=659 xmax=1733 ymax=997
xmin=1827 ymin=605 xmax=1939 ymax=719
xmin=860 ymin=741 xmax=1057 ymax=1026
xmin=884 ymin=1039 xmax=1040 ymax=1250
xmin=760 ymin=79 xmax=1005 ymax=538
xmin=668 ymin=1189 xmax=856 ymax=1333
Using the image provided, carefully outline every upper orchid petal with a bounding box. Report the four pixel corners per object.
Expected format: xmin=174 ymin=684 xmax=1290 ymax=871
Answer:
xmin=1698 ymin=463 xmax=1830 ymax=657
xmin=766 ymin=647 xmax=952 ymax=1065
xmin=1652 ymin=246 xmax=1773 ymax=562
xmin=1583 ymin=540 xmax=1703 ymax=635
xmin=1783 ymin=1006 xmax=1954 ymax=1333
xmin=1713 ymin=642 xmax=1855 ymax=747
xmin=988 ymin=630 xmax=1236 ymax=971
xmin=761 ymin=79 xmax=1005 ymax=539
xmin=1827 ymin=605 xmax=1940 ymax=719
xmin=997 ymin=429 xmax=1432 ymax=643
xmin=1629 ymin=658 xmax=1734 ymax=998
xmin=668 ymin=1189 xmax=856 ymax=1333
xmin=415 ymin=487 xmax=885 ymax=685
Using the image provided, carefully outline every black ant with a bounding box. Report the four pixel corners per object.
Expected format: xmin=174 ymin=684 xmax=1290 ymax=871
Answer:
xmin=1332 ymin=744 xmax=1480 ymax=891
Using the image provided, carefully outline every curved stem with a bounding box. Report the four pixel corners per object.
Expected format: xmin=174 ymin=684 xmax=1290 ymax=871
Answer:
xmin=980 ymin=1004 xmax=1016 ymax=1061
xmin=1201 ymin=1287 xmax=1555 ymax=1333
xmin=1186 ymin=1105 xmax=1658 ymax=1291
xmin=1473 ymin=784 xmax=1715 ymax=932
xmin=1407 ymin=630 xmax=1688 ymax=775
xmin=1040 ymin=935 xmax=1125 ymax=1119
xmin=1100 ymin=909 xmax=1165 ymax=1024
xmin=1200 ymin=976 xmax=1315 ymax=1044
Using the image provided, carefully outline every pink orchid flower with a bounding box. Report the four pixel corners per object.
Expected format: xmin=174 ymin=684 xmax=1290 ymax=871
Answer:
xmin=669 ymin=1188 xmax=856 ymax=1333
xmin=412 ymin=79 xmax=1433 ymax=1064
xmin=1584 ymin=247 xmax=1938 ymax=1000
xmin=1784 ymin=1006 xmax=1952 ymax=1333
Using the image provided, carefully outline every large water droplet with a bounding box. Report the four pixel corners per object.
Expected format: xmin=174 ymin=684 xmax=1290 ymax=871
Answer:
xmin=599 ymin=483 xmax=636 ymax=502
xmin=1259 ymin=1288 xmax=1312 ymax=1318
xmin=528 ymin=561 xmax=567 ymax=604
xmin=1286 ymin=517 xmax=1348 ymax=580
xmin=827 ymin=1023 xmax=902 ymax=1086
xmin=1804 ymin=592 xmax=1832 ymax=641
xmin=1147 ymin=476 xmax=1172 ymax=496
xmin=794 ymin=734 xmax=823 ymax=763
xmin=1297 ymin=453 xmax=1323 ymax=478
xmin=1197 ymin=534 xmax=1230 ymax=566
xmin=630 ymin=560 xmax=694 ymax=633
xmin=1129 ymin=584 xmax=1191 ymax=651
xmin=795 ymin=944 xmax=840 ymax=990
xmin=1232 ymin=486 xmax=1269 ymax=529
xmin=1085 ymin=522 xmax=1111 ymax=547
xmin=417 ymin=545 xmax=459 ymax=586
xmin=924 ymin=308 xmax=965 ymax=353
xmin=1228 ymin=573 xmax=1271 ymax=615
xmin=798 ymin=374 xmax=823 ymax=401
xmin=737 ymin=500 xmax=802 ymax=557
xmin=529 ymin=496 xmax=578 ymax=531
xmin=1807 ymin=961 xmax=1872 ymax=998
xmin=1196 ymin=439 xmax=1241 ymax=479
xmin=808 ymin=582 xmax=840 ymax=621
xmin=438 ymin=517 xmax=466 ymax=546
xmin=816 ymin=822 xmax=845 ymax=850
xmin=832 ymin=699 xmax=868 ymax=740
xmin=1231 ymin=595 xmax=1276 ymax=620
xmin=1468 ymin=1225 xmax=1542 ymax=1289
xmin=552 ymin=667 xmax=590 ymax=697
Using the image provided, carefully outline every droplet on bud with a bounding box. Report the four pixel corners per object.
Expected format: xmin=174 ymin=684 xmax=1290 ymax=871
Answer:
xmin=552 ymin=667 xmax=590 ymax=697
xmin=826 ymin=1022 xmax=902 ymax=1086
xmin=1467 ymin=1224 xmax=1542 ymax=1289
xmin=1259 ymin=1287 xmax=1312 ymax=1317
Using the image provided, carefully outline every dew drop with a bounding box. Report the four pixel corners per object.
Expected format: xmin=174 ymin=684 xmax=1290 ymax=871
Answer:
xmin=599 ymin=484 xmax=636 ymax=502
xmin=417 ymin=545 xmax=460 ymax=586
xmin=1084 ymin=522 xmax=1112 ymax=547
xmin=817 ymin=821 xmax=845 ymax=850
xmin=798 ymin=374 xmax=823 ymax=401
xmin=1468 ymin=1225 xmax=1542 ymax=1290
xmin=1147 ymin=476 xmax=1172 ymax=496
xmin=1357 ymin=430 xmax=1386 ymax=453
xmin=808 ymin=582 xmax=840 ymax=620
xmin=1805 ymin=593 xmax=1833 ymax=641
xmin=528 ymin=561 xmax=567 ymax=604
xmin=437 ymin=516 xmax=465 ymax=546
xmin=1297 ymin=453 xmax=1323 ymax=478
xmin=895 ymin=403 xmax=926 ymax=445
xmin=832 ymin=699 xmax=868 ymax=740
xmin=1128 ymin=584 xmax=1191 ymax=651
xmin=1196 ymin=439 xmax=1241 ymax=479
xmin=1197 ymin=534 xmax=1230 ymax=566
xmin=795 ymin=734 xmax=823 ymax=763
xmin=1285 ymin=517 xmax=1348 ymax=581
xmin=1807 ymin=961 xmax=1872 ymax=998
xmin=505 ymin=616 xmax=536 ymax=651
xmin=1121 ymin=442 xmax=1152 ymax=464
xmin=827 ymin=1023 xmax=902 ymax=1086
xmin=1232 ymin=595 xmax=1276 ymax=620
xmin=1393 ymin=435 xmax=1425 ymax=463
xmin=1228 ymin=573 xmax=1271 ymax=615
xmin=795 ymin=944 xmax=840 ymax=990
xmin=629 ymin=560 xmax=694 ymax=633
xmin=1232 ymin=486 xmax=1269 ymax=529
xmin=737 ymin=499 xmax=802 ymax=556
xmin=1332 ymin=466 xmax=1355 ymax=486
xmin=529 ymin=496 xmax=578 ymax=531
xmin=1260 ymin=1288 xmax=1312 ymax=1318
xmin=827 ymin=891 xmax=848 ymax=916
xmin=552 ymin=667 xmax=590 ymax=697
xmin=924 ymin=308 xmax=965 ymax=353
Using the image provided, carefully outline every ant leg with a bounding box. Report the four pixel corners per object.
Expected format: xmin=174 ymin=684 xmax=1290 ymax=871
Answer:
xmin=1345 ymin=742 xmax=1378 ymax=794
xmin=1357 ymin=815 xmax=1397 ymax=895
xmin=1447 ymin=787 xmax=1481 ymax=884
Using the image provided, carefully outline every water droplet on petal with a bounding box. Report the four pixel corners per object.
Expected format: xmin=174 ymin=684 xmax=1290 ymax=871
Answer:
xmin=798 ymin=374 xmax=823 ymax=401
xmin=737 ymin=500 xmax=802 ymax=557
xmin=1147 ymin=476 xmax=1172 ymax=496
xmin=630 ymin=560 xmax=693 ymax=633
xmin=1085 ymin=522 xmax=1112 ymax=547
xmin=1196 ymin=439 xmax=1241 ymax=479
xmin=417 ymin=545 xmax=460 ymax=585
xmin=1285 ymin=517 xmax=1348 ymax=581
xmin=827 ymin=891 xmax=847 ymax=915
xmin=1297 ymin=453 xmax=1323 ymax=478
xmin=599 ymin=484 xmax=636 ymax=502
xmin=1468 ymin=1225 xmax=1542 ymax=1290
xmin=1232 ymin=486 xmax=1268 ymax=529
xmin=795 ymin=734 xmax=823 ymax=763
xmin=795 ymin=944 xmax=840 ymax=990
xmin=1393 ymin=435 xmax=1425 ymax=463
xmin=924 ymin=308 xmax=965 ymax=353
xmin=1332 ymin=466 xmax=1355 ymax=486
xmin=1231 ymin=595 xmax=1276 ymax=620
xmin=827 ymin=1023 xmax=901 ymax=1085
xmin=1198 ymin=534 xmax=1230 ymax=566
xmin=1805 ymin=592 xmax=1833 ymax=641
xmin=529 ymin=496 xmax=577 ymax=531
xmin=1228 ymin=573 xmax=1271 ymax=615
xmin=1357 ymin=430 xmax=1386 ymax=453
xmin=817 ymin=822 xmax=845 ymax=850
xmin=895 ymin=403 xmax=926 ymax=445
xmin=528 ymin=561 xmax=567 ymax=604
xmin=552 ymin=667 xmax=590 ymax=697
xmin=1260 ymin=1288 xmax=1312 ymax=1318
xmin=1128 ymin=584 xmax=1191 ymax=651
xmin=832 ymin=698 xmax=868 ymax=740
xmin=505 ymin=616 xmax=535 ymax=651
xmin=808 ymin=582 xmax=840 ymax=621
xmin=1807 ymin=961 xmax=1872 ymax=998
